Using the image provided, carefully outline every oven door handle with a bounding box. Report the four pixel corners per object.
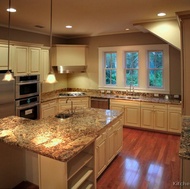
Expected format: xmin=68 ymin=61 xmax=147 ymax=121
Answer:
xmin=16 ymin=103 xmax=39 ymax=110
xmin=16 ymin=81 xmax=39 ymax=85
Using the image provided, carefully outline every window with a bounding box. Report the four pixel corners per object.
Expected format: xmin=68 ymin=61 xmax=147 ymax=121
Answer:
xmin=104 ymin=52 xmax=117 ymax=85
xmin=148 ymin=51 xmax=163 ymax=88
xmin=98 ymin=44 xmax=169 ymax=93
xmin=125 ymin=52 xmax=139 ymax=87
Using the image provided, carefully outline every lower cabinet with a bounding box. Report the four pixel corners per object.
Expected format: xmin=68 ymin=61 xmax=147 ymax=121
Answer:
xmin=110 ymin=99 xmax=181 ymax=134
xmin=124 ymin=101 xmax=141 ymax=128
xmin=168 ymin=104 xmax=182 ymax=133
xmin=58 ymin=97 xmax=89 ymax=113
xmin=41 ymin=97 xmax=89 ymax=119
xmin=95 ymin=116 xmax=123 ymax=178
xmin=141 ymin=102 xmax=168 ymax=132
xmin=40 ymin=99 xmax=58 ymax=119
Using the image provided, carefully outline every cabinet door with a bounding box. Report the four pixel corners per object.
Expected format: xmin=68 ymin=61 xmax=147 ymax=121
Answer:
xmin=168 ymin=105 xmax=181 ymax=133
xmin=29 ymin=47 xmax=41 ymax=75
xmin=114 ymin=120 xmax=123 ymax=154
xmin=95 ymin=133 xmax=107 ymax=178
xmin=0 ymin=44 xmax=12 ymax=70
xmin=141 ymin=106 xmax=154 ymax=129
xmin=41 ymin=48 xmax=49 ymax=82
xmin=154 ymin=108 xmax=168 ymax=131
xmin=41 ymin=100 xmax=58 ymax=119
xmin=14 ymin=46 xmax=28 ymax=75
xmin=106 ymin=127 xmax=115 ymax=165
xmin=125 ymin=105 xmax=140 ymax=127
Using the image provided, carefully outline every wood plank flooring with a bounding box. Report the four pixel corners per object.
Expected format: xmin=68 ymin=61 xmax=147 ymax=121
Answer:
xmin=97 ymin=128 xmax=181 ymax=189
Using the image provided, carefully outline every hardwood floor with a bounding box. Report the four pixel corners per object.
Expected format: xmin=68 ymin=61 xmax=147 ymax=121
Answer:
xmin=97 ymin=128 xmax=181 ymax=189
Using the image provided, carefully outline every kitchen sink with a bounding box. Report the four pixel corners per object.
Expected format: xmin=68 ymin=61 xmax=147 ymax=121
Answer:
xmin=126 ymin=96 xmax=140 ymax=100
xmin=114 ymin=95 xmax=140 ymax=100
xmin=55 ymin=113 xmax=72 ymax=119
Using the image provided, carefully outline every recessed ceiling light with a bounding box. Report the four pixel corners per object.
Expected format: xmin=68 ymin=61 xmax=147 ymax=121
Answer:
xmin=66 ymin=25 xmax=72 ymax=29
xmin=7 ymin=8 xmax=16 ymax=12
xmin=125 ymin=28 xmax=130 ymax=31
xmin=157 ymin=12 xmax=166 ymax=17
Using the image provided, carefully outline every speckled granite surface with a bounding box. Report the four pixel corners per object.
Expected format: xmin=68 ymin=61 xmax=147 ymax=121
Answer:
xmin=179 ymin=116 xmax=190 ymax=160
xmin=41 ymin=91 xmax=181 ymax=104
xmin=0 ymin=108 xmax=123 ymax=162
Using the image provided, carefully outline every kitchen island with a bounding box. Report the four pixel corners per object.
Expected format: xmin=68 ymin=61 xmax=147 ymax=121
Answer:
xmin=0 ymin=108 xmax=123 ymax=189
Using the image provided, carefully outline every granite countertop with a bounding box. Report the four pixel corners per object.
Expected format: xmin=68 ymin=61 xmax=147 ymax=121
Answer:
xmin=179 ymin=116 xmax=190 ymax=160
xmin=0 ymin=108 xmax=122 ymax=162
xmin=41 ymin=91 xmax=181 ymax=105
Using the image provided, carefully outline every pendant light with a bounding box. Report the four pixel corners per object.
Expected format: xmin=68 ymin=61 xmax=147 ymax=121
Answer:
xmin=45 ymin=0 xmax=57 ymax=83
xmin=2 ymin=0 xmax=14 ymax=81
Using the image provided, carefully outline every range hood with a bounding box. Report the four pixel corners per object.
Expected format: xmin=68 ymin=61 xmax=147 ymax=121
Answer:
xmin=53 ymin=65 xmax=87 ymax=74
xmin=51 ymin=45 xmax=87 ymax=74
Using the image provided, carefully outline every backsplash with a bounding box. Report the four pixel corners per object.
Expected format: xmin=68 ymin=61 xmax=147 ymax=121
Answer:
xmin=66 ymin=88 xmax=181 ymax=100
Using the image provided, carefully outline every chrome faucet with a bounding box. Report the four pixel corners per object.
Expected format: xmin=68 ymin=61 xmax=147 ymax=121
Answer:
xmin=128 ymin=81 xmax=135 ymax=95
xmin=66 ymin=98 xmax=74 ymax=114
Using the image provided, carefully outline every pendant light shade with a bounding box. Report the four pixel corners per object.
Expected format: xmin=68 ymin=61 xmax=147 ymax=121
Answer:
xmin=2 ymin=70 xmax=14 ymax=81
xmin=45 ymin=0 xmax=57 ymax=83
xmin=2 ymin=0 xmax=15 ymax=82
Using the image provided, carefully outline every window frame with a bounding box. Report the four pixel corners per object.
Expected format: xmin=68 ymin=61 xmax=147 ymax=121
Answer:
xmin=125 ymin=51 xmax=139 ymax=87
xmin=98 ymin=44 xmax=169 ymax=94
xmin=104 ymin=51 xmax=117 ymax=86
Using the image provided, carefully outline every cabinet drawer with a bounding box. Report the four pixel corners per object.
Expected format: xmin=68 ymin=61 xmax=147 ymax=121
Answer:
xmin=141 ymin=102 xmax=153 ymax=108
xmin=168 ymin=104 xmax=181 ymax=111
xmin=96 ymin=132 xmax=106 ymax=146
xmin=41 ymin=100 xmax=57 ymax=108
xmin=154 ymin=103 xmax=167 ymax=109
xmin=124 ymin=100 xmax=140 ymax=106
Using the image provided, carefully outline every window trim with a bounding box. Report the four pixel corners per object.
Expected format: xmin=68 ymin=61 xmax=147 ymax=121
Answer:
xmin=98 ymin=44 xmax=169 ymax=94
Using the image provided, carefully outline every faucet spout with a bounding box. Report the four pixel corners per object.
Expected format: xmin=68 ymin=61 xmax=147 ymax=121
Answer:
xmin=66 ymin=98 xmax=74 ymax=114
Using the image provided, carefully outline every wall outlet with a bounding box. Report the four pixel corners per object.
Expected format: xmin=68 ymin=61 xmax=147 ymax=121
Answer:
xmin=154 ymin=93 xmax=159 ymax=97
xmin=174 ymin=95 xmax=179 ymax=98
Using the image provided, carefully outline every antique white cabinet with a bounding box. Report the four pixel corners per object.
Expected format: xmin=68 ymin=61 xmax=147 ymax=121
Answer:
xmin=40 ymin=99 xmax=58 ymax=119
xmin=124 ymin=100 xmax=141 ymax=128
xmin=0 ymin=44 xmax=13 ymax=70
xmin=168 ymin=104 xmax=182 ymax=133
xmin=141 ymin=102 xmax=168 ymax=132
xmin=13 ymin=45 xmax=41 ymax=76
xmin=95 ymin=116 xmax=123 ymax=178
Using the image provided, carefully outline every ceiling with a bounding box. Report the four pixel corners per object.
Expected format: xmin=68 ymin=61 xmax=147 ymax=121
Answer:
xmin=0 ymin=0 xmax=190 ymax=38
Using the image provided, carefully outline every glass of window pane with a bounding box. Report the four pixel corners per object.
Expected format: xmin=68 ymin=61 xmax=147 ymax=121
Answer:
xmin=111 ymin=70 xmax=116 ymax=84
xmin=126 ymin=70 xmax=138 ymax=86
xmin=148 ymin=51 xmax=163 ymax=69
xmin=126 ymin=52 xmax=139 ymax=68
xmin=149 ymin=70 xmax=163 ymax=88
xmin=106 ymin=69 xmax=111 ymax=84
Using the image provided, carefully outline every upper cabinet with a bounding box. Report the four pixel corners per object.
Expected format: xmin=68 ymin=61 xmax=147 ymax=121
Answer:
xmin=51 ymin=45 xmax=87 ymax=66
xmin=13 ymin=46 xmax=41 ymax=76
xmin=0 ymin=44 xmax=13 ymax=70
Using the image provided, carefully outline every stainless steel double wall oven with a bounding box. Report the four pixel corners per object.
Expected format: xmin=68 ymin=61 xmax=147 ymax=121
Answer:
xmin=15 ymin=75 xmax=40 ymax=120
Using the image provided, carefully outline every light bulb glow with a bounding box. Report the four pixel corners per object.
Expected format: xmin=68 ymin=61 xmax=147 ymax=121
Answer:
xmin=2 ymin=71 xmax=14 ymax=81
xmin=7 ymin=8 xmax=16 ymax=12
xmin=157 ymin=12 xmax=166 ymax=17
xmin=45 ymin=73 xmax=57 ymax=83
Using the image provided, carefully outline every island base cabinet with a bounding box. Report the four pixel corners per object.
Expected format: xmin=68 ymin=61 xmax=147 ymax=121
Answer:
xmin=39 ymin=142 xmax=95 ymax=189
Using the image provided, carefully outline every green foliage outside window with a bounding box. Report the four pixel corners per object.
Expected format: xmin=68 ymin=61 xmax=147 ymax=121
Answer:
xmin=105 ymin=52 xmax=117 ymax=85
xmin=125 ymin=52 xmax=139 ymax=86
xmin=148 ymin=51 xmax=163 ymax=88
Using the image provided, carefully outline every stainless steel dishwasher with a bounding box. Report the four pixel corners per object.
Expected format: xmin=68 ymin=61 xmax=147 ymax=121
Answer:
xmin=90 ymin=97 xmax=110 ymax=109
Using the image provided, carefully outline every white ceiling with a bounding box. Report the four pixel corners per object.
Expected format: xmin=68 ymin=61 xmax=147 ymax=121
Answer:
xmin=0 ymin=0 xmax=190 ymax=38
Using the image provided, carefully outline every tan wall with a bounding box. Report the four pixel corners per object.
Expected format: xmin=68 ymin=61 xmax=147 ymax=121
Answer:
xmin=67 ymin=32 xmax=181 ymax=94
xmin=0 ymin=27 xmax=181 ymax=94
